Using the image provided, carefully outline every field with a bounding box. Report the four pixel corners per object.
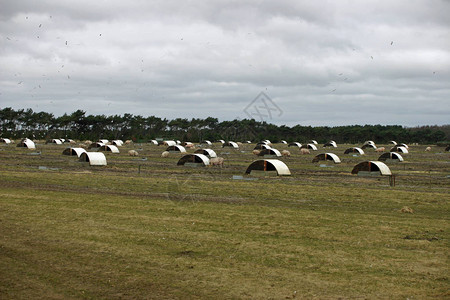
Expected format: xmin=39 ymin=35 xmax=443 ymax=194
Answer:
xmin=0 ymin=141 xmax=449 ymax=299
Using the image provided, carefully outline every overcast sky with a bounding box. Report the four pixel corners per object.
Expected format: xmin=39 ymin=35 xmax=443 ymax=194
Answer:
xmin=1 ymin=0 xmax=449 ymax=126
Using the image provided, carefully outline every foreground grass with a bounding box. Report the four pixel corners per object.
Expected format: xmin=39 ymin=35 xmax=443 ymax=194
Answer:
xmin=0 ymin=143 xmax=449 ymax=299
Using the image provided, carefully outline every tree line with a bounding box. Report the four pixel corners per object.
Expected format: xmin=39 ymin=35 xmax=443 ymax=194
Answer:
xmin=0 ymin=107 xmax=448 ymax=144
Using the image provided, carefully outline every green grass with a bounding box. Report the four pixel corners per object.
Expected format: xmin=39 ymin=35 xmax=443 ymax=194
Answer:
xmin=0 ymin=142 xmax=449 ymax=299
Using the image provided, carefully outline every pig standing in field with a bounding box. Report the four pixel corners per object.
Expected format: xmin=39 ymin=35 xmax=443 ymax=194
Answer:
xmin=210 ymin=157 xmax=224 ymax=167
xmin=300 ymin=148 xmax=310 ymax=155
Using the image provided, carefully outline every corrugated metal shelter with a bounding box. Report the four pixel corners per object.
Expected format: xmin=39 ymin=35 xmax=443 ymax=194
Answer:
xmin=150 ymin=140 xmax=158 ymax=145
xmin=258 ymin=148 xmax=282 ymax=158
xmin=47 ymin=139 xmax=62 ymax=144
xmin=391 ymin=146 xmax=409 ymax=153
xmin=88 ymin=142 xmax=105 ymax=149
xmin=164 ymin=140 xmax=176 ymax=146
xmin=344 ymin=147 xmax=364 ymax=155
xmin=323 ymin=141 xmax=337 ymax=148
xmin=254 ymin=144 xmax=271 ymax=150
xmin=177 ymin=154 xmax=210 ymax=166
xmin=62 ymin=147 xmax=86 ymax=157
xmin=378 ymin=152 xmax=404 ymax=162
xmin=362 ymin=143 xmax=377 ymax=150
xmin=194 ymin=148 xmax=217 ymax=158
xmin=288 ymin=142 xmax=302 ymax=148
xmin=351 ymin=161 xmax=392 ymax=176
xmin=166 ymin=145 xmax=186 ymax=153
xmin=99 ymin=145 xmax=120 ymax=153
xmin=389 ymin=141 xmax=397 ymax=145
xmin=17 ymin=138 xmax=35 ymax=149
xmin=1 ymin=138 xmax=12 ymax=144
xmin=98 ymin=139 xmax=109 ymax=144
xmin=310 ymin=140 xmax=318 ymax=145
xmin=312 ymin=153 xmax=341 ymax=163
xmin=399 ymin=143 xmax=409 ymax=149
xmin=223 ymin=141 xmax=239 ymax=149
xmin=301 ymin=144 xmax=318 ymax=150
xmin=245 ymin=159 xmax=291 ymax=176
xmin=79 ymin=152 xmax=107 ymax=166
xmin=200 ymin=140 xmax=212 ymax=145
xmin=218 ymin=139 xmax=225 ymax=144
xmin=281 ymin=140 xmax=287 ymax=144
xmin=112 ymin=140 xmax=123 ymax=146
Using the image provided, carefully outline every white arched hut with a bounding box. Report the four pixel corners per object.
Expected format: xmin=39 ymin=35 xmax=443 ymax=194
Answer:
xmin=362 ymin=143 xmax=377 ymax=150
xmin=323 ymin=141 xmax=337 ymax=148
xmin=166 ymin=145 xmax=186 ymax=153
xmin=223 ymin=141 xmax=239 ymax=149
xmin=47 ymin=139 xmax=63 ymax=145
xmin=258 ymin=148 xmax=282 ymax=158
xmin=79 ymin=152 xmax=107 ymax=166
xmin=99 ymin=145 xmax=120 ymax=153
xmin=378 ymin=152 xmax=404 ymax=163
xmin=254 ymin=144 xmax=271 ymax=150
xmin=88 ymin=142 xmax=105 ymax=149
xmin=390 ymin=146 xmax=408 ymax=154
xmin=309 ymin=140 xmax=318 ymax=145
xmin=194 ymin=148 xmax=217 ymax=158
xmin=312 ymin=153 xmax=341 ymax=164
xmin=1 ymin=138 xmax=12 ymax=144
xmin=200 ymin=140 xmax=212 ymax=146
xmin=301 ymin=144 xmax=318 ymax=151
xmin=245 ymin=159 xmax=291 ymax=176
xmin=98 ymin=139 xmax=109 ymax=144
xmin=163 ymin=140 xmax=177 ymax=147
xmin=177 ymin=154 xmax=210 ymax=167
xmin=288 ymin=142 xmax=302 ymax=148
xmin=62 ymin=147 xmax=86 ymax=157
xmin=112 ymin=140 xmax=123 ymax=146
xmin=351 ymin=161 xmax=391 ymax=176
xmin=344 ymin=147 xmax=364 ymax=155
xmin=17 ymin=138 xmax=36 ymax=149
xmin=149 ymin=139 xmax=158 ymax=145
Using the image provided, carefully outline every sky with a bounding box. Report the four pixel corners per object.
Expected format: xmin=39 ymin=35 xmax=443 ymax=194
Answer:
xmin=0 ymin=0 xmax=449 ymax=127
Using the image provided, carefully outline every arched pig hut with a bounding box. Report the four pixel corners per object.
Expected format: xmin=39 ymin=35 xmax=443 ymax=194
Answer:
xmin=351 ymin=161 xmax=392 ymax=176
xmin=245 ymin=159 xmax=291 ymax=176
xmin=177 ymin=154 xmax=210 ymax=167
xmin=312 ymin=153 xmax=341 ymax=164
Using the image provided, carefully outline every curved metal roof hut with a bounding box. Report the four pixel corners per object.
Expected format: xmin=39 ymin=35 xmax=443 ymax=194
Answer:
xmin=200 ymin=140 xmax=212 ymax=146
xmin=364 ymin=140 xmax=375 ymax=146
xmin=390 ymin=146 xmax=409 ymax=153
xmin=163 ymin=140 xmax=176 ymax=147
xmin=288 ymin=142 xmax=302 ymax=148
xmin=258 ymin=148 xmax=282 ymax=158
xmin=98 ymin=139 xmax=109 ymax=144
xmin=378 ymin=152 xmax=404 ymax=162
xmin=254 ymin=144 xmax=272 ymax=150
xmin=1 ymin=138 xmax=12 ymax=144
xmin=323 ymin=141 xmax=337 ymax=148
xmin=79 ymin=152 xmax=107 ymax=166
xmin=183 ymin=142 xmax=194 ymax=147
xmin=17 ymin=139 xmax=36 ymax=149
xmin=245 ymin=159 xmax=291 ymax=176
xmin=218 ymin=139 xmax=225 ymax=144
xmin=166 ymin=145 xmax=186 ymax=153
xmin=223 ymin=141 xmax=239 ymax=149
xmin=389 ymin=140 xmax=397 ymax=145
xmin=344 ymin=147 xmax=364 ymax=155
xmin=88 ymin=142 xmax=105 ymax=149
xmin=351 ymin=161 xmax=392 ymax=176
xmin=309 ymin=140 xmax=318 ymax=145
xmin=112 ymin=140 xmax=123 ymax=146
xmin=150 ymin=139 xmax=158 ymax=145
xmin=177 ymin=154 xmax=210 ymax=167
xmin=301 ymin=143 xmax=318 ymax=150
xmin=281 ymin=140 xmax=287 ymax=144
xmin=47 ymin=139 xmax=63 ymax=145
xmin=399 ymin=143 xmax=409 ymax=149
xmin=361 ymin=143 xmax=377 ymax=150
xmin=99 ymin=145 xmax=120 ymax=153
xmin=62 ymin=147 xmax=86 ymax=157
xmin=194 ymin=148 xmax=217 ymax=158
xmin=312 ymin=153 xmax=341 ymax=164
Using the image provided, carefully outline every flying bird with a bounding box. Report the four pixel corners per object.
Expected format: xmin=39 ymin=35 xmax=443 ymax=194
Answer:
xmin=391 ymin=41 xmax=393 ymax=45
xmin=371 ymin=56 xmax=373 ymax=59
xmin=39 ymin=24 xmax=42 ymax=28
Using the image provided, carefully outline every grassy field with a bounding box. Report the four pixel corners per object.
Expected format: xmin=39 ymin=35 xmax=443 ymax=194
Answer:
xmin=0 ymin=141 xmax=449 ymax=299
